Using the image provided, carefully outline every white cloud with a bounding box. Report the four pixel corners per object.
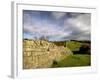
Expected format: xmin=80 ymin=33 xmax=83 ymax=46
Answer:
xmin=51 ymin=12 xmax=66 ymax=20
xmin=24 ymin=23 xmax=72 ymax=40
xmin=23 ymin=11 xmax=71 ymax=40
xmin=23 ymin=11 xmax=91 ymax=41
xmin=63 ymin=13 xmax=91 ymax=40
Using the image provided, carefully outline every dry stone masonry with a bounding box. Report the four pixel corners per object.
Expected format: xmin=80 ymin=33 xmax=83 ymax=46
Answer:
xmin=23 ymin=39 xmax=72 ymax=69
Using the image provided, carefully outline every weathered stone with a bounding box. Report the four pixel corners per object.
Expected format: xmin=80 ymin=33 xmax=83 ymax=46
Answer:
xmin=23 ymin=40 xmax=72 ymax=69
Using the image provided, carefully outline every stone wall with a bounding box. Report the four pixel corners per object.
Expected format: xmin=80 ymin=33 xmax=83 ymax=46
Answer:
xmin=23 ymin=40 xmax=72 ymax=69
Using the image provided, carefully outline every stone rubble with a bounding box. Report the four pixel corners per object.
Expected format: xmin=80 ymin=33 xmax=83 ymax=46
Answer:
xmin=23 ymin=39 xmax=72 ymax=69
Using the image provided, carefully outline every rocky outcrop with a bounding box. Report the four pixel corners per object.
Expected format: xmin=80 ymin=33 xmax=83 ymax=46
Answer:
xmin=23 ymin=40 xmax=72 ymax=69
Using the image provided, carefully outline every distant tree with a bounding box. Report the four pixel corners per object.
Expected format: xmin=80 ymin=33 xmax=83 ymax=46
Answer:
xmin=39 ymin=35 xmax=48 ymax=40
xmin=79 ymin=44 xmax=90 ymax=54
xmin=24 ymin=38 xmax=28 ymax=40
xmin=34 ymin=36 xmax=38 ymax=40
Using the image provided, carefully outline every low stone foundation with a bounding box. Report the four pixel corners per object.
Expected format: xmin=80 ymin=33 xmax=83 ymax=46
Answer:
xmin=23 ymin=40 xmax=72 ymax=69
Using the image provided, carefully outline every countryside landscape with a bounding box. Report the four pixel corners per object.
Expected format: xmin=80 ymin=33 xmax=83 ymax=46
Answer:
xmin=23 ymin=10 xmax=91 ymax=69
xmin=23 ymin=39 xmax=91 ymax=69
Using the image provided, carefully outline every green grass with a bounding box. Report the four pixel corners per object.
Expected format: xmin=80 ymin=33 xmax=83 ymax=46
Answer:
xmin=52 ymin=54 xmax=91 ymax=67
xmin=66 ymin=41 xmax=82 ymax=51
xmin=51 ymin=41 xmax=91 ymax=68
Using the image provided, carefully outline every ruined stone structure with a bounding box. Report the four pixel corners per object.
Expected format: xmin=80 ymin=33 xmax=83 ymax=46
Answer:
xmin=23 ymin=39 xmax=72 ymax=69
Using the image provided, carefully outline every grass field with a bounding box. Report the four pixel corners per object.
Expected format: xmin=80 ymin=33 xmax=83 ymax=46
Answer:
xmin=52 ymin=54 xmax=91 ymax=67
xmin=51 ymin=40 xmax=91 ymax=67
xmin=66 ymin=41 xmax=82 ymax=51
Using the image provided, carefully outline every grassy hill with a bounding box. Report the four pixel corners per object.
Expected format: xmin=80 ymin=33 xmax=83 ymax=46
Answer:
xmin=52 ymin=40 xmax=91 ymax=67
xmin=66 ymin=41 xmax=82 ymax=51
xmin=52 ymin=54 xmax=91 ymax=67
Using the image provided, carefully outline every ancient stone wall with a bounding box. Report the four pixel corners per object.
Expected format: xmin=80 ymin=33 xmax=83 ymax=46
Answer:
xmin=23 ymin=40 xmax=72 ymax=69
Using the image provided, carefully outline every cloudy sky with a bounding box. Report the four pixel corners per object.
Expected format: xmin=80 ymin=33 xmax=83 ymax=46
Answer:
xmin=23 ymin=10 xmax=91 ymax=41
